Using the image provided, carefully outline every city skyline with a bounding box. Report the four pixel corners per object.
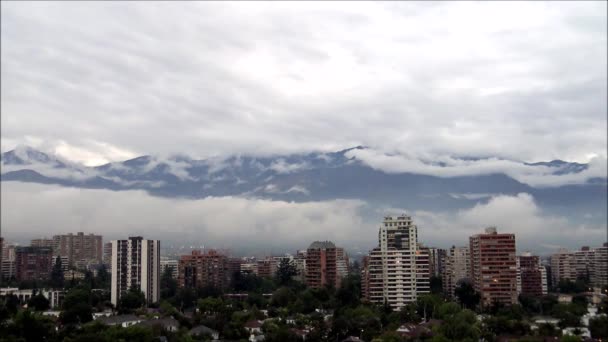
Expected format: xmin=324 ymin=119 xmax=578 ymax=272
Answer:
xmin=1 ymin=1 xmax=607 ymax=255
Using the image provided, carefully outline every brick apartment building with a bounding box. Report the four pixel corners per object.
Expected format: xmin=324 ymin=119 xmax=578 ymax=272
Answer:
xmin=470 ymin=227 xmax=517 ymax=307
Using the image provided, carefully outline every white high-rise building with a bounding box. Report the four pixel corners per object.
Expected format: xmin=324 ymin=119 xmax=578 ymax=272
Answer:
xmin=111 ymin=237 xmax=160 ymax=306
xmin=363 ymin=215 xmax=426 ymax=310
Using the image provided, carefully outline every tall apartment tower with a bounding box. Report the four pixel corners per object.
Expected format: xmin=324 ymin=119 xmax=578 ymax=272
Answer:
xmin=442 ymin=246 xmax=470 ymax=298
xmin=469 ymin=227 xmax=517 ymax=307
xmin=53 ymin=232 xmax=103 ymax=268
xmin=178 ymin=250 xmax=230 ymax=289
xmin=517 ymin=252 xmax=547 ymax=297
xmin=305 ymin=241 xmax=348 ymax=289
xmin=111 ymin=237 xmax=160 ymax=306
xmin=363 ymin=215 xmax=422 ymax=310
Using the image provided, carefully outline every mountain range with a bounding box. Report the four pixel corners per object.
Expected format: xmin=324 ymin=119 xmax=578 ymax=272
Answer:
xmin=1 ymin=145 xmax=606 ymax=216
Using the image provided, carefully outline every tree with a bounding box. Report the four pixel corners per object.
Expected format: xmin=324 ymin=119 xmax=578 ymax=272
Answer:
xmin=160 ymin=266 xmax=177 ymax=300
xmin=28 ymin=291 xmax=50 ymax=311
xmin=96 ymin=265 xmax=110 ymax=290
xmin=61 ymin=288 xmax=93 ymax=325
xmin=537 ymin=323 xmax=559 ymax=337
xmin=11 ymin=310 xmax=56 ymax=342
xmin=588 ymin=315 xmax=608 ymax=339
xmin=118 ymin=287 xmax=146 ymax=313
xmin=416 ymin=294 xmax=442 ymax=321
xmin=454 ymin=282 xmax=480 ymax=310
xmin=51 ymin=256 xmax=64 ymax=289
xmin=430 ymin=276 xmax=443 ymax=295
xmin=441 ymin=309 xmax=480 ymax=341
xmin=276 ymin=259 xmax=298 ymax=286
xmin=335 ymin=274 xmax=361 ymax=309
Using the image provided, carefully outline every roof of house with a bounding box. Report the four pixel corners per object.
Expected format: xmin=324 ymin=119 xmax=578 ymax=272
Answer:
xmin=341 ymin=337 xmax=362 ymax=342
xmin=97 ymin=314 xmax=143 ymax=325
xmin=245 ymin=320 xmax=263 ymax=328
xmin=136 ymin=317 xmax=180 ymax=329
xmin=190 ymin=325 xmax=219 ymax=336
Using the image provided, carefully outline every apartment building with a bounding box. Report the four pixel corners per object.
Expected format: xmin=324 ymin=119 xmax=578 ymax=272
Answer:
xmin=54 ymin=232 xmax=103 ymax=268
xmin=30 ymin=238 xmax=55 ymax=249
xmin=305 ymin=241 xmax=348 ymax=289
xmin=362 ymin=215 xmax=422 ymax=310
xmin=160 ymin=257 xmax=179 ymax=279
xmin=550 ymin=249 xmax=577 ymax=286
xmin=15 ymin=246 xmax=54 ymax=282
xmin=442 ymin=246 xmax=470 ymax=298
xmin=517 ymin=253 xmax=547 ymax=297
xmin=470 ymin=227 xmax=518 ymax=307
xmin=590 ymin=243 xmax=607 ymax=288
xmin=111 ymin=237 xmax=160 ymax=306
xmin=178 ymin=250 xmax=230 ymax=290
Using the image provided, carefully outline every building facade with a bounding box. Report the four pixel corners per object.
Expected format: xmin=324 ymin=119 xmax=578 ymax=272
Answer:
xmin=54 ymin=232 xmax=103 ymax=268
xmin=30 ymin=238 xmax=55 ymax=249
xmin=160 ymin=258 xmax=179 ymax=279
xmin=590 ymin=243 xmax=607 ymax=288
xmin=111 ymin=237 xmax=160 ymax=306
xmin=178 ymin=250 xmax=230 ymax=290
xmin=517 ymin=253 xmax=547 ymax=297
xmin=469 ymin=227 xmax=518 ymax=307
xmin=362 ymin=215 xmax=424 ymax=309
xmin=550 ymin=249 xmax=577 ymax=286
xmin=305 ymin=241 xmax=348 ymax=289
xmin=442 ymin=246 xmax=470 ymax=299
xmin=15 ymin=246 xmax=54 ymax=282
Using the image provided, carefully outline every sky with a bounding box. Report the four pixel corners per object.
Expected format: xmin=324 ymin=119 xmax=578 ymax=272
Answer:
xmin=1 ymin=1 xmax=606 ymax=165
xmin=1 ymin=2 xmax=607 ymax=254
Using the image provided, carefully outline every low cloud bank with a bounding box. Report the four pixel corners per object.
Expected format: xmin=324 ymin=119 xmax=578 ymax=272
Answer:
xmin=1 ymin=183 xmax=604 ymax=255
xmin=347 ymin=148 xmax=607 ymax=187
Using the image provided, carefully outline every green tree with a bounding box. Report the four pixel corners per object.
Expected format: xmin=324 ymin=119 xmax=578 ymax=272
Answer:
xmin=430 ymin=276 xmax=443 ymax=295
xmin=454 ymin=282 xmax=480 ymax=310
xmin=96 ymin=265 xmax=110 ymax=290
xmin=27 ymin=291 xmax=50 ymax=311
xmin=588 ymin=315 xmax=608 ymax=339
xmin=441 ymin=309 xmax=479 ymax=341
xmin=51 ymin=256 xmax=64 ymax=289
xmin=537 ymin=323 xmax=559 ymax=337
xmin=197 ymin=297 xmax=224 ymax=315
xmin=61 ymin=288 xmax=93 ymax=325
xmin=335 ymin=274 xmax=361 ymax=309
xmin=118 ymin=287 xmax=146 ymax=314
xmin=11 ymin=310 xmax=56 ymax=342
xmin=276 ymin=259 xmax=298 ymax=286
xmin=416 ymin=294 xmax=442 ymax=321
xmin=160 ymin=266 xmax=177 ymax=299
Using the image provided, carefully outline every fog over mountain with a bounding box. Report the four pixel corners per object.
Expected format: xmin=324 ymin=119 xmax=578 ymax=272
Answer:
xmin=1 ymin=146 xmax=606 ymax=255
xmin=1 ymin=2 xmax=606 ymax=254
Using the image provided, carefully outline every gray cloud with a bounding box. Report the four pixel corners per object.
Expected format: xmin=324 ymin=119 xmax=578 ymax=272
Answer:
xmin=1 ymin=2 xmax=606 ymax=165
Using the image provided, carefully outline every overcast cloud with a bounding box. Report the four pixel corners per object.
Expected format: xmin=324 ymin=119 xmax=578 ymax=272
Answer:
xmin=1 ymin=1 xmax=606 ymax=166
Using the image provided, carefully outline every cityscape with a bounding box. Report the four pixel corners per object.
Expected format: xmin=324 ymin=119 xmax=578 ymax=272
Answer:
xmin=0 ymin=215 xmax=607 ymax=341
xmin=1 ymin=1 xmax=607 ymax=342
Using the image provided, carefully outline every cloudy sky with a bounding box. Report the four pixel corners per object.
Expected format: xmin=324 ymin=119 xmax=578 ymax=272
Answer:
xmin=1 ymin=1 xmax=606 ymax=164
xmin=1 ymin=2 xmax=606 ymax=254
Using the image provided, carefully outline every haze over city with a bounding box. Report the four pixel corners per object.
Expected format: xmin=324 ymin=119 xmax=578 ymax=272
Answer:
xmin=1 ymin=1 xmax=607 ymax=255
